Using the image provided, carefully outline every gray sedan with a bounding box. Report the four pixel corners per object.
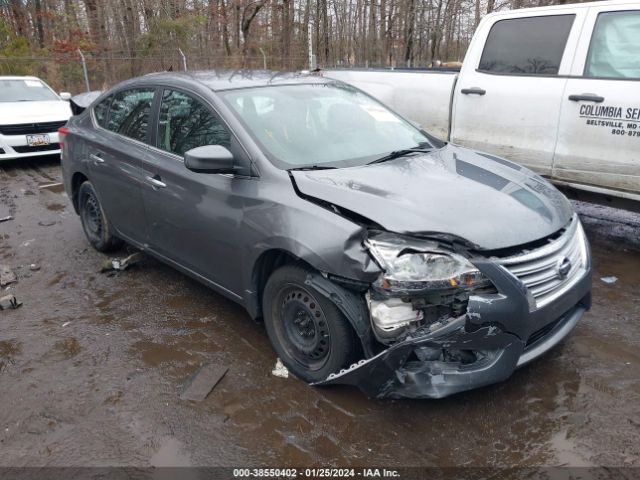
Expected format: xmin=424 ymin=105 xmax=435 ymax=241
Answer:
xmin=61 ymin=71 xmax=592 ymax=399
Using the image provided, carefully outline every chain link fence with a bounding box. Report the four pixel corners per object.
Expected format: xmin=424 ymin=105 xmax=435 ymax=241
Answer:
xmin=0 ymin=50 xmax=310 ymax=94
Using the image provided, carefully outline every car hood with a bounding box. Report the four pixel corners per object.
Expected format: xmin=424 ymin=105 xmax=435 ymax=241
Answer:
xmin=0 ymin=100 xmax=72 ymax=124
xmin=290 ymin=144 xmax=574 ymax=250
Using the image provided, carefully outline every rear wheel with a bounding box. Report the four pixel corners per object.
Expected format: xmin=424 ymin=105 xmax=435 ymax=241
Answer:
xmin=263 ymin=264 xmax=358 ymax=382
xmin=78 ymin=181 xmax=122 ymax=252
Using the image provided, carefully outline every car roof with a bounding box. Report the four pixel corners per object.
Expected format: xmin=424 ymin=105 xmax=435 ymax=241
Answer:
xmin=0 ymin=76 xmax=43 ymax=81
xmin=138 ymin=70 xmax=333 ymax=91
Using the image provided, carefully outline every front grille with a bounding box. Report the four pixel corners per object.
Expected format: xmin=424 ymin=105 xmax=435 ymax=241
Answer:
xmin=13 ymin=144 xmax=60 ymax=153
xmin=0 ymin=120 xmax=67 ymax=136
xmin=496 ymin=216 xmax=587 ymax=309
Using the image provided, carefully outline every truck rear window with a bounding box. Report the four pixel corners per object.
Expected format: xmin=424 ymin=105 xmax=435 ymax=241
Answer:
xmin=478 ymin=15 xmax=575 ymax=75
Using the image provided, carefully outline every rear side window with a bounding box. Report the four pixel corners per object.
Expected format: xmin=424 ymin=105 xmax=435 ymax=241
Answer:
xmin=157 ymin=89 xmax=231 ymax=157
xmin=107 ymin=89 xmax=155 ymax=143
xmin=93 ymin=96 xmax=111 ymax=128
xmin=585 ymin=11 xmax=640 ymax=79
xmin=479 ymin=15 xmax=575 ymax=75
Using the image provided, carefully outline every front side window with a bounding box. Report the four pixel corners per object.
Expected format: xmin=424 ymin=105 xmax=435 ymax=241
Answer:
xmin=93 ymin=96 xmax=111 ymax=128
xmin=585 ymin=11 xmax=640 ymax=79
xmin=478 ymin=15 xmax=575 ymax=75
xmin=221 ymin=83 xmax=431 ymax=169
xmin=107 ymin=89 xmax=155 ymax=143
xmin=157 ymin=89 xmax=231 ymax=156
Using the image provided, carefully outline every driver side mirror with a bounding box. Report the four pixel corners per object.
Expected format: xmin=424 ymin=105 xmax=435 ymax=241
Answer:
xmin=59 ymin=92 xmax=72 ymax=101
xmin=184 ymin=145 xmax=237 ymax=174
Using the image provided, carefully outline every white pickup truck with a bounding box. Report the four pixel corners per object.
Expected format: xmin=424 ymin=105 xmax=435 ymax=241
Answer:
xmin=327 ymin=0 xmax=640 ymax=211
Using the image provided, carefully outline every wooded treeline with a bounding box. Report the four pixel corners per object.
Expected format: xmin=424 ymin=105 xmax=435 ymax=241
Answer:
xmin=1 ymin=0 xmax=582 ymax=91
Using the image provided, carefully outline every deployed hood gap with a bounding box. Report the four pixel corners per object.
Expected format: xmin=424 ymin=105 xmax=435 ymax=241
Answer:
xmin=288 ymin=172 xmax=382 ymax=229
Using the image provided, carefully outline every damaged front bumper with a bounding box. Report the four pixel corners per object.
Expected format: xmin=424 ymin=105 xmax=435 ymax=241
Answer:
xmin=313 ymin=258 xmax=592 ymax=399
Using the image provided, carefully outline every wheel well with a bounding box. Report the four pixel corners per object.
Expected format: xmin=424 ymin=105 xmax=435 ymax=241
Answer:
xmin=251 ymin=249 xmax=299 ymax=320
xmin=71 ymin=172 xmax=88 ymax=213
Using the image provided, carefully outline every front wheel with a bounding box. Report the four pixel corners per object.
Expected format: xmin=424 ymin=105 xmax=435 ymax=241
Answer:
xmin=263 ymin=264 xmax=359 ymax=383
xmin=78 ymin=181 xmax=122 ymax=252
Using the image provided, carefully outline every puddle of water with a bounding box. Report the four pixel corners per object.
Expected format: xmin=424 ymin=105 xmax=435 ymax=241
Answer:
xmin=549 ymin=429 xmax=593 ymax=466
xmin=54 ymin=337 xmax=82 ymax=359
xmin=133 ymin=340 xmax=194 ymax=367
xmin=150 ymin=437 xmax=192 ymax=467
xmin=0 ymin=339 xmax=22 ymax=359
xmin=46 ymin=203 xmax=66 ymax=212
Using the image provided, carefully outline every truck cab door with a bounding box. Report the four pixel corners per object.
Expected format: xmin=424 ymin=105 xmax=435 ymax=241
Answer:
xmin=451 ymin=11 xmax=585 ymax=177
xmin=553 ymin=5 xmax=640 ymax=195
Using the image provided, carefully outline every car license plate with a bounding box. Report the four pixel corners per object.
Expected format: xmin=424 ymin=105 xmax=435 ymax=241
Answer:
xmin=26 ymin=134 xmax=50 ymax=147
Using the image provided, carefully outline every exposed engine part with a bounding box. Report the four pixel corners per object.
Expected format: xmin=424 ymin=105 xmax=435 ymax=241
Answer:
xmin=367 ymin=284 xmax=496 ymax=345
xmin=367 ymin=295 xmax=424 ymax=342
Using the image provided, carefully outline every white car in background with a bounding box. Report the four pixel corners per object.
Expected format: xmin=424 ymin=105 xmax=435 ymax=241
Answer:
xmin=0 ymin=76 xmax=72 ymax=161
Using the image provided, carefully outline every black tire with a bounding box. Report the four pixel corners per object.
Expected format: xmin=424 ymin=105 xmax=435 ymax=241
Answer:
xmin=263 ymin=264 xmax=358 ymax=382
xmin=77 ymin=181 xmax=123 ymax=252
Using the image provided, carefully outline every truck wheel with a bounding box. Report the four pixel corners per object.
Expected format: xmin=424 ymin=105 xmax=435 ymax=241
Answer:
xmin=78 ymin=181 xmax=122 ymax=252
xmin=263 ymin=264 xmax=358 ymax=383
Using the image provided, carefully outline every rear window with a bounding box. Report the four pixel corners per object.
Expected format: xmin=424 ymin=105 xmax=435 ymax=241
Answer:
xmin=93 ymin=96 xmax=111 ymax=128
xmin=585 ymin=11 xmax=640 ymax=79
xmin=478 ymin=15 xmax=575 ymax=75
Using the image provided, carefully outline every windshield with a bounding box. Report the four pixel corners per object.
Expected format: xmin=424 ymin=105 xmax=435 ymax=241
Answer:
xmin=0 ymin=79 xmax=59 ymax=102
xmin=221 ymin=83 xmax=433 ymax=169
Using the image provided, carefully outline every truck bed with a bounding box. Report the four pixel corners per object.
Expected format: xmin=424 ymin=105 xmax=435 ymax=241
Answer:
xmin=324 ymin=69 xmax=457 ymax=141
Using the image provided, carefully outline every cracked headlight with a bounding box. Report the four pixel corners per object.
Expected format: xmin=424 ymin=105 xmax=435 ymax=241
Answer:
xmin=365 ymin=232 xmax=490 ymax=293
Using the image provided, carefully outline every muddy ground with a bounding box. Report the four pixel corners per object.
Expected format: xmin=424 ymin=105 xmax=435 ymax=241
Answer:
xmin=0 ymin=157 xmax=639 ymax=468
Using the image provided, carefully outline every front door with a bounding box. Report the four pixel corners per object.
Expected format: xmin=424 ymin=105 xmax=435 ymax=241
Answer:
xmin=451 ymin=12 xmax=585 ymax=176
xmin=141 ymin=88 xmax=252 ymax=297
xmin=553 ymin=5 xmax=640 ymax=194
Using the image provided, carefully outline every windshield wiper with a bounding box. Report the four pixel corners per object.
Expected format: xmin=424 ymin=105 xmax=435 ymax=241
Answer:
xmin=288 ymin=165 xmax=337 ymax=171
xmin=368 ymin=146 xmax=433 ymax=165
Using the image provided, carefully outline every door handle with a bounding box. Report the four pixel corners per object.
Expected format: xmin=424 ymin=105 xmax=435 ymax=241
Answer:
xmin=461 ymin=87 xmax=486 ymax=96
xmin=568 ymin=93 xmax=604 ymax=103
xmin=145 ymin=175 xmax=167 ymax=189
xmin=89 ymin=153 xmax=104 ymax=164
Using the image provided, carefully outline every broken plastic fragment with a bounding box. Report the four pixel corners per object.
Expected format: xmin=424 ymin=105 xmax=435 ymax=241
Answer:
xmin=600 ymin=276 xmax=618 ymax=285
xmin=271 ymin=358 xmax=289 ymax=378
xmin=0 ymin=265 xmax=17 ymax=287
xmin=0 ymin=295 xmax=22 ymax=310
xmin=101 ymin=252 xmax=144 ymax=273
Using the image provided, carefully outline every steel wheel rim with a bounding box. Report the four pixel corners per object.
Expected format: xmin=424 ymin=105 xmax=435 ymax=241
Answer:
xmin=82 ymin=192 xmax=103 ymax=238
xmin=277 ymin=285 xmax=331 ymax=371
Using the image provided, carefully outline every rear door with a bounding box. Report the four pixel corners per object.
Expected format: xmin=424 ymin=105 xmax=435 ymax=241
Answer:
xmin=451 ymin=11 xmax=586 ymax=176
xmin=88 ymin=88 xmax=156 ymax=244
xmin=553 ymin=5 xmax=640 ymax=194
xmin=141 ymin=88 xmax=252 ymax=296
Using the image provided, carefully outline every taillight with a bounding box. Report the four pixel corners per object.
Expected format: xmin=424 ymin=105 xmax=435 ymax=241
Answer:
xmin=58 ymin=126 xmax=68 ymax=150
